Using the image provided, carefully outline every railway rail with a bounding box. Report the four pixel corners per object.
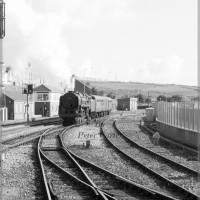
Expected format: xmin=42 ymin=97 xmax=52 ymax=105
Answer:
xmin=2 ymin=117 xmax=62 ymax=127
xmin=1 ymin=126 xmax=60 ymax=152
xmin=117 ymin=116 xmax=199 ymax=172
xmin=38 ymin=126 xmax=109 ymax=200
xmin=115 ymin=116 xmax=199 ymax=174
xmin=38 ymin=123 xmax=179 ymax=200
xmin=102 ymin=117 xmax=199 ymax=200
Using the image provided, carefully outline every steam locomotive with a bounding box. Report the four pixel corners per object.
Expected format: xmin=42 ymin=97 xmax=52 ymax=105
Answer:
xmin=59 ymin=91 xmax=113 ymax=125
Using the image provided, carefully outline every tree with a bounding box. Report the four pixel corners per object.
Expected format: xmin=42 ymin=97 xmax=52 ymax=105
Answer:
xmin=135 ymin=93 xmax=145 ymax=103
xmin=99 ymin=91 xmax=104 ymax=96
xmin=85 ymin=82 xmax=90 ymax=86
xmin=106 ymin=92 xmax=116 ymax=99
xmin=91 ymin=87 xmax=98 ymax=95
xmin=145 ymin=97 xmax=151 ymax=104
xmin=157 ymin=95 xmax=167 ymax=101
xmin=171 ymin=95 xmax=183 ymax=102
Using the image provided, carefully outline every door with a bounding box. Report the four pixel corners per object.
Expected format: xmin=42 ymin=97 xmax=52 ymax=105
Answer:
xmin=43 ymin=106 xmax=47 ymax=117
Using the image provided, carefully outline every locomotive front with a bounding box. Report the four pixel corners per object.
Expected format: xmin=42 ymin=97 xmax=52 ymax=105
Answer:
xmin=59 ymin=91 xmax=79 ymax=125
xmin=59 ymin=91 xmax=91 ymax=125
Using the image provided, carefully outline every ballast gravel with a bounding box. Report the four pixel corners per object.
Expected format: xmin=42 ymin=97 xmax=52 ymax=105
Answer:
xmin=1 ymin=141 xmax=46 ymax=200
xmin=2 ymin=125 xmax=54 ymax=142
xmin=62 ymin=120 xmax=176 ymax=196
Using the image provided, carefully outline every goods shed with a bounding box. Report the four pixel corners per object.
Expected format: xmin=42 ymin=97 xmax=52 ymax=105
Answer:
xmin=117 ymin=97 xmax=137 ymax=111
xmin=34 ymin=84 xmax=63 ymax=117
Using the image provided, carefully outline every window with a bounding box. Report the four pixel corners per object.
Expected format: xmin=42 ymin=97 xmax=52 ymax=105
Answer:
xmin=37 ymin=93 xmax=49 ymax=101
xmin=15 ymin=104 xmax=18 ymax=113
xmin=43 ymin=94 xmax=48 ymax=101
xmin=20 ymin=104 xmax=22 ymax=113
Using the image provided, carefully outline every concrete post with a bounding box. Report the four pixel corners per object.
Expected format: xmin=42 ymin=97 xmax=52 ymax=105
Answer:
xmin=169 ymin=102 xmax=170 ymax=125
xmin=166 ymin=102 xmax=168 ymax=124
xmin=197 ymin=101 xmax=200 ymax=132
xmin=184 ymin=101 xmax=186 ymax=129
xmin=188 ymin=102 xmax=190 ymax=130
xmin=171 ymin=103 xmax=173 ymax=125
xmin=177 ymin=102 xmax=179 ymax=127
xmin=193 ymin=102 xmax=195 ymax=130
xmin=168 ymin=102 xmax=169 ymax=125
xmin=162 ymin=102 xmax=163 ymax=122
xmin=179 ymin=102 xmax=182 ymax=127
xmin=164 ymin=102 xmax=165 ymax=123
xmin=169 ymin=103 xmax=170 ymax=124
xmin=174 ymin=102 xmax=176 ymax=126
xmin=162 ymin=101 xmax=164 ymax=122
xmin=170 ymin=103 xmax=171 ymax=125
xmin=165 ymin=102 xmax=167 ymax=124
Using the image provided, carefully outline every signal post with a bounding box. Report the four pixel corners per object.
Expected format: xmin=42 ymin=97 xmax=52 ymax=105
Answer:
xmin=22 ymin=84 xmax=33 ymax=122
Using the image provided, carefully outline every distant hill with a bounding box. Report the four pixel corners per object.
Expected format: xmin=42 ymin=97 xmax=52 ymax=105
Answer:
xmin=86 ymin=80 xmax=199 ymax=99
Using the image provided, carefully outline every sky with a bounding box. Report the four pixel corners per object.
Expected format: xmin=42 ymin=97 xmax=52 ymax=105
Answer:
xmin=3 ymin=0 xmax=198 ymax=86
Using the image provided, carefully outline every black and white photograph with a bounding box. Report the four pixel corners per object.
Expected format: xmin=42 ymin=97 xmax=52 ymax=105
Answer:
xmin=0 ymin=0 xmax=199 ymax=199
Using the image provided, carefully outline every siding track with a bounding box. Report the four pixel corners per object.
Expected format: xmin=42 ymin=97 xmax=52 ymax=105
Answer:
xmin=102 ymin=117 xmax=199 ymax=200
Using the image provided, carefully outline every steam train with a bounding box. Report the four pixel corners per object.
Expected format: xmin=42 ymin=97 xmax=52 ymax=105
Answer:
xmin=59 ymin=91 xmax=114 ymax=125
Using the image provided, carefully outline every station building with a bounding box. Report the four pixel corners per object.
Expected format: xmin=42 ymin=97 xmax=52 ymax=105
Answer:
xmin=117 ymin=97 xmax=138 ymax=111
xmin=33 ymin=84 xmax=63 ymax=117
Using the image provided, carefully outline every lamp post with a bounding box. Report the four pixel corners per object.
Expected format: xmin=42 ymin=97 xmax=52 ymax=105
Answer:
xmin=0 ymin=0 xmax=5 ymax=114
xmin=0 ymin=0 xmax=5 ymax=39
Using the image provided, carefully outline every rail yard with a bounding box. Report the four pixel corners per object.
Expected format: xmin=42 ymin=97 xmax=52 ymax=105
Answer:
xmin=1 ymin=1 xmax=199 ymax=200
xmin=1 ymin=110 xmax=199 ymax=200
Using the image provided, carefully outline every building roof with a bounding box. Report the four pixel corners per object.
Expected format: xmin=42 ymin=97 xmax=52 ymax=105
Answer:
xmin=34 ymin=84 xmax=63 ymax=93
xmin=117 ymin=97 xmax=138 ymax=101
xmin=92 ymin=95 xmax=112 ymax=101
xmin=3 ymin=90 xmax=27 ymax=101
xmin=1 ymin=84 xmax=27 ymax=101
xmin=4 ymin=84 xmax=22 ymax=92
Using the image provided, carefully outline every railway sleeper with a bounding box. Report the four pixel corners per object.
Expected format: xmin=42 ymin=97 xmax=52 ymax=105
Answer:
xmin=41 ymin=147 xmax=61 ymax=151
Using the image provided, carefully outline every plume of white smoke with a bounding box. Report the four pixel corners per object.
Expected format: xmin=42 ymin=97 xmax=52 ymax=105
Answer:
xmin=4 ymin=0 xmax=70 ymax=85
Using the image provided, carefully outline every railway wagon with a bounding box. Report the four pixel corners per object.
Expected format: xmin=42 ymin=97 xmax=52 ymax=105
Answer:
xmin=59 ymin=91 xmax=113 ymax=125
xmin=90 ymin=95 xmax=113 ymax=118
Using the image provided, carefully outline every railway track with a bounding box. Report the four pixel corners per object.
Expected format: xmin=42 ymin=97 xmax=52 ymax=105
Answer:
xmin=38 ymin=124 xmax=178 ymax=200
xmin=2 ymin=117 xmax=62 ymax=128
xmin=117 ymin=116 xmax=199 ymax=172
xmin=115 ymin=116 xmax=199 ymax=174
xmin=102 ymin=117 xmax=199 ymax=200
xmin=1 ymin=126 xmax=62 ymax=152
xmin=38 ymin=126 xmax=108 ymax=200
